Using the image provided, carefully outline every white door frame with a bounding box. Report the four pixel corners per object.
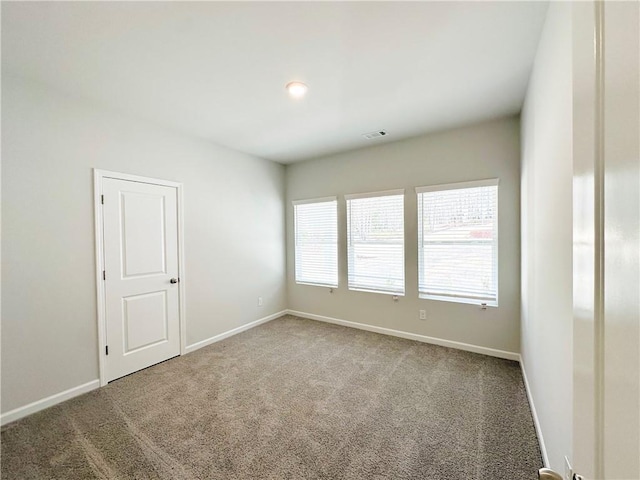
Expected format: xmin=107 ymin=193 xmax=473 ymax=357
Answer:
xmin=93 ymin=169 xmax=186 ymax=387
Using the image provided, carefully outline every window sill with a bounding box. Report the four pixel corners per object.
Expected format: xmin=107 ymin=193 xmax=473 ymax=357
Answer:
xmin=296 ymin=281 xmax=338 ymax=289
xmin=348 ymin=287 xmax=405 ymax=297
xmin=419 ymin=294 xmax=498 ymax=308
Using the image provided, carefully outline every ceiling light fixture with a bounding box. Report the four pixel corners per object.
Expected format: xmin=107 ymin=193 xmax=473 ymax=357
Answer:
xmin=286 ymin=81 xmax=308 ymax=98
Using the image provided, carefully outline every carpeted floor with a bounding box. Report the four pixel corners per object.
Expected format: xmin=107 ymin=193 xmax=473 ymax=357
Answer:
xmin=1 ymin=315 xmax=542 ymax=479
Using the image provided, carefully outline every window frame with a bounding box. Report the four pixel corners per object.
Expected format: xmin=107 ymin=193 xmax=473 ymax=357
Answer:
xmin=416 ymin=178 xmax=499 ymax=306
xmin=345 ymin=189 xmax=405 ymax=296
xmin=293 ymin=196 xmax=339 ymax=288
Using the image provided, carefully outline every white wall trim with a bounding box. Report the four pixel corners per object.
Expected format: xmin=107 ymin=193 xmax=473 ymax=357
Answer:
xmin=286 ymin=310 xmax=520 ymax=361
xmin=176 ymin=183 xmax=187 ymax=357
xmin=185 ymin=310 xmax=287 ymax=354
xmin=1 ymin=311 xmax=286 ymax=426
xmin=519 ymin=355 xmax=550 ymax=467
xmin=1 ymin=380 xmax=100 ymax=426
xmin=93 ymin=169 xmax=108 ymax=386
xmin=415 ymin=177 xmax=499 ymax=194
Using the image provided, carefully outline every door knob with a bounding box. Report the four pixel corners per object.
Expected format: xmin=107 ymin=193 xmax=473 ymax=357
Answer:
xmin=539 ymin=468 xmax=563 ymax=480
xmin=170 ymin=278 xmax=179 ymax=284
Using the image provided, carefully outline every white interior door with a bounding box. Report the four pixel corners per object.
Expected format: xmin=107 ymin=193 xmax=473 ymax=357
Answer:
xmin=572 ymin=2 xmax=640 ymax=479
xmin=102 ymin=177 xmax=181 ymax=382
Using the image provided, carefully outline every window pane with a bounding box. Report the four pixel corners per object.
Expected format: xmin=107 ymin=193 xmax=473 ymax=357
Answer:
xmin=294 ymin=200 xmax=338 ymax=287
xmin=347 ymin=193 xmax=404 ymax=294
xmin=418 ymin=183 xmax=498 ymax=304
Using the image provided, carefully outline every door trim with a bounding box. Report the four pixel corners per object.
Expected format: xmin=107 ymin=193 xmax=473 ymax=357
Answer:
xmin=593 ymin=2 xmax=605 ymax=476
xmin=93 ymin=169 xmax=186 ymax=387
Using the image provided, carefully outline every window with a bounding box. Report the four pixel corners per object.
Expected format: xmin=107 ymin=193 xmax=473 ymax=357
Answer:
xmin=417 ymin=179 xmax=498 ymax=305
xmin=293 ymin=197 xmax=338 ymax=287
xmin=346 ymin=190 xmax=404 ymax=295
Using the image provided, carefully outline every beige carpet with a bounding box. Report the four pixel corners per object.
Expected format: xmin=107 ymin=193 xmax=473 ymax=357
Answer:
xmin=1 ymin=315 xmax=542 ymax=479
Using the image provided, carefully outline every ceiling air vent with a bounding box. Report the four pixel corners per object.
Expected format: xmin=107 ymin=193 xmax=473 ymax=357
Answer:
xmin=362 ymin=130 xmax=388 ymax=140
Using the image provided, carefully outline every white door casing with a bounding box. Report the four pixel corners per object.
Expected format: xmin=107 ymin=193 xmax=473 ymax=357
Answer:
xmin=94 ymin=170 xmax=185 ymax=385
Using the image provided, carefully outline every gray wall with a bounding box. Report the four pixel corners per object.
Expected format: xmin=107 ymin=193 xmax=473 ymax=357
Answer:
xmin=520 ymin=2 xmax=573 ymax=471
xmin=286 ymin=116 xmax=521 ymax=354
xmin=1 ymin=75 xmax=287 ymax=413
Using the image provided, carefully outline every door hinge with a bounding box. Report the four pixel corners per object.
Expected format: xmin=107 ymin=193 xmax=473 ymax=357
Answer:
xmin=103 ymin=270 xmax=106 ymax=281
xmin=105 ymin=345 xmax=109 ymax=356
xmin=101 ymin=194 xmax=104 ymax=204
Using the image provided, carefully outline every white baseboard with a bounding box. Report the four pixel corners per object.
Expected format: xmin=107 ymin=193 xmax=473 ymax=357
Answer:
xmin=1 ymin=310 xmax=286 ymax=426
xmin=1 ymin=379 xmax=100 ymax=426
xmin=0 ymin=310 xmax=521 ymax=431
xmin=519 ymin=355 xmax=549 ymax=467
xmin=185 ymin=309 xmax=287 ymax=354
xmin=286 ymin=310 xmax=520 ymax=361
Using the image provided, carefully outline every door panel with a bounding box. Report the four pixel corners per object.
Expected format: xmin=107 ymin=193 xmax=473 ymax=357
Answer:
xmin=102 ymin=178 xmax=180 ymax=382
xmin=602 ymin=1 xmax=640 ymax=477
xmin=122 ymin=291 xmax=168 ymax=354
xmin=121 ymin=191 xmax=167 ymax=277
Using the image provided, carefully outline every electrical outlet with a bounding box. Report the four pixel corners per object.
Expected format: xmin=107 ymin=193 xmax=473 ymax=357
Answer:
xmin=258 ymin=297 xmax=263 ymax=307
xmin=564 ymin=456 xmax=573 ymax=480
xmin=419 ymin=309 xmax=426 ymax=320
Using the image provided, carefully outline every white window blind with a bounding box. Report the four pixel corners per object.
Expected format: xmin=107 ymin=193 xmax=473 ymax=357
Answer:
xmin=293 ymin=198 xmax=338 ymax=287
xmin=417 ymin=179 xmax=498 ymax=305
xmin=346 ymin=190 xmax=405 ymax=295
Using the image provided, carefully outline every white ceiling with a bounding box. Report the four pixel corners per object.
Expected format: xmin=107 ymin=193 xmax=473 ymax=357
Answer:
xmin=2 ymin=2 xmax=548 ymax=164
